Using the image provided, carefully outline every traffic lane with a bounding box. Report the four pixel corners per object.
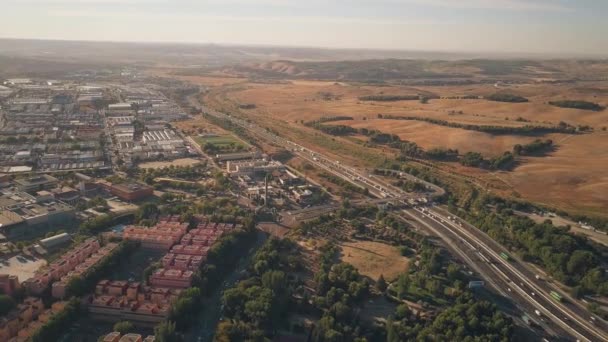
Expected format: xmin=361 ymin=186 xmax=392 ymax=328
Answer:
xmin=403 ymin=210 xmax=569 ymax=340
xmin=417 ymin=209 xmax=602 ymax=342
xmin=191 ymin=94 xmax=602 ymax=339
xmin=429 ymin=207 xmax=608 ymax=339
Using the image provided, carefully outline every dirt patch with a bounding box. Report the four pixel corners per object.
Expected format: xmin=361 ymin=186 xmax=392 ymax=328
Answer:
xmin=138 ymin=158 xmax=202 ymax=169
xmin=0 ymin=255 xmax=47 ymax=281
xmin=339 ymin=241 xmax=409 ymax=282
xmin=174 ymin=117 xmax=229 ymax=136
xmin=257 ymin=222 xmax=291 ymax=238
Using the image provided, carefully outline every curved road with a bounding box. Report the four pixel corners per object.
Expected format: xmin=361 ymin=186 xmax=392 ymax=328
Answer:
xmin=186 ymin=93 xmax=607 ymax=342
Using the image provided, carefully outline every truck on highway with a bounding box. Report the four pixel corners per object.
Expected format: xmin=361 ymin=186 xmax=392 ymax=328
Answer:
xmin=550 ymin=291 xmax=563 ymax=302
xmin=499 ymin=252 xmax=510 ymax=261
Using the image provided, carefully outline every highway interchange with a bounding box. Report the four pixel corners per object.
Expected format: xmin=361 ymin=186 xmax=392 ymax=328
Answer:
xmin=187 ymin=95 xmax=607 ymax=342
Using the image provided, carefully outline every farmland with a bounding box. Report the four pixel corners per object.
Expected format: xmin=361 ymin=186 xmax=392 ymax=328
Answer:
xmin=162 ymin=61 xmax=608 ymax=218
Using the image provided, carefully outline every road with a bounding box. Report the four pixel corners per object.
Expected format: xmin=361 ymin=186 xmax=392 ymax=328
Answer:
xmin=187 ymin=94 xmax=607 ymax=342
xmin=411 ymin=206 xmax=607 ymax=342
xmin=186 ymin=231 xmax=268 ymax=342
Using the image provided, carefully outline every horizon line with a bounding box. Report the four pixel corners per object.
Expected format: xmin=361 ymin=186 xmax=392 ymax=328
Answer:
xmin=1 ymin=36 xmax=607 ymax=60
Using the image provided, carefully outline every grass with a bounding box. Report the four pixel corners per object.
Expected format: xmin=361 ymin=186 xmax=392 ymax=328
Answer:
xmin=195 ymin=134 xmax=249 ymax=152
xmin=193 ymin=74 xmax=608 ymax=218
xmin=339 ymin=241 xmax=409 ymax=282
xmin=197 ymin=134 xmax=247 ymax=147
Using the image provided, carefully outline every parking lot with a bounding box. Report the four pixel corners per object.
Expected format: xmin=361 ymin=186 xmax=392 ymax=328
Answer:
xmin=0 ymin=254 xmax=47 ymax=281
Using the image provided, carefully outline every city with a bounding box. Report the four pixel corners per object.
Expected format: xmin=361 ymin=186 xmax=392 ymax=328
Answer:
xmin=1 ymin=1 xmax=608 ymax=341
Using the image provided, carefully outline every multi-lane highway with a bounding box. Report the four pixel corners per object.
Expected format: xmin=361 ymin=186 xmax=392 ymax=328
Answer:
xmin=188 ymin=94 xmax=607 ymax=342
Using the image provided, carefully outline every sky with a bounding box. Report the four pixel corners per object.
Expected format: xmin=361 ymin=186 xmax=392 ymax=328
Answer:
xmin=1 ymin=0 xmax=607 ymax=56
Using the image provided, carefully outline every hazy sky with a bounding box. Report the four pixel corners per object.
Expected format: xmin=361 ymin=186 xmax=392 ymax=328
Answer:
xmin=2 ymin=0 xmax=607 ymax=55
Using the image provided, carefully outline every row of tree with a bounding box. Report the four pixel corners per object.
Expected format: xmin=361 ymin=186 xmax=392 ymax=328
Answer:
xmin=30 ymin=298 xmax=81 ymax=342
xmin=453 ymin=194 xmax=608 ymax=296
xmin=358 ymin=95 xmax=421 ymax=102
xmin=304 ymin=116 xmax=354 ymax=127
xmin=513 ymin=139 xmax=554 ymax=156
xmin=378 ymin=114 xmax=582 ymax=135
xmin=486 ymin=93 xmax=529 ymax=103
xmin=308 ymin=121 xmax=553 ymax=172
xmin=549 ymin=100 xmax=604 ymax=111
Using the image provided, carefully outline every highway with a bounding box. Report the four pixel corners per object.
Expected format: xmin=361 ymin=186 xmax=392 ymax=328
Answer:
xmin=187 ymin=94 xmax=607 ymax=342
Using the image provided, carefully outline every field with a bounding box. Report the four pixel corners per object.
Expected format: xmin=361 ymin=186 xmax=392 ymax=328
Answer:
xmin=191 ymin=77 xmax=608 ymax=217
xmin=138 ymin=158 xmax=202 ymax=169
xmin=195 ymin=134 xmax=249 ymax=151
xmin=339 ymin=241 xmax=409 ymax=281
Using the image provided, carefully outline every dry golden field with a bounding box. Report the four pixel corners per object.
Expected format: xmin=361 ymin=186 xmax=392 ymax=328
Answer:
xmin=178 ymin=74 xmax=608 ymax=217
xmin=339 ymin=241 xmax=409 ymax=281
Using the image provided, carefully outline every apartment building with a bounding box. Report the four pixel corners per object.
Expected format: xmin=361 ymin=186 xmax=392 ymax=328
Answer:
xmin=87 ymin=280 xmax=181 ymax=325
xmin=51 ymin=243 xmax=119 ymax=298
xmin=122 ymin=217 xmax=188 ymax=250
xmin=23 ymin=238 xmax=101 ymax=295
xmin=149 ymin=269 xmax=194 ymax=289
xmin=0 ymin=298 xmax=65 ymax=342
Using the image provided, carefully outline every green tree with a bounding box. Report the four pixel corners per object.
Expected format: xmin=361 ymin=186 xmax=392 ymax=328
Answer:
xmin=0 ymin=295 xmax=16 ymax=315
xmin=154 ymin=321 xmax=180 ymax=342
xmin=376 ymin=274 xmax=387 ymax=292
xmin=113 ymin=321 xmax=135 ymax=334
xmin=136 ymin=203 xmax=160 ymax=222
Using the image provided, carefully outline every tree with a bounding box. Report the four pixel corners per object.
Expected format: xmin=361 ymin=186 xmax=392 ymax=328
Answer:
xmin=113 ymin=321 xmax=134 ymax=334
xmin=154 ymin=321 xmax=180 ymax=342
xmin=136 ymin=203 xmax=159 ymax=222
xmin=396 ymin=274 xmax=410 ymax=298
xmin=65 ymin=276 xmax=86 ymax=298
xmin=446 ymin=264 xmax=461 ymax=281
xmin=376 ymin=274 xmax=387 ymax=292
xmin=261 ymin=270 xmax=287 ymax=293
xmin=394 ymin=304 xmax=411 ymax=320
xmin=566 ymin=250 xmax=596 ymax=277
xmin=0 ymin=295 xmax=16 ymax=315
xmin=386 ymin=317 xmax=400 ymax=342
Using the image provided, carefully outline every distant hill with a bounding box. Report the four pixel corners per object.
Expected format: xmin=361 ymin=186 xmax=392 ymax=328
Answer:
xmin=222 ymin=59 xmax=608 ymax=82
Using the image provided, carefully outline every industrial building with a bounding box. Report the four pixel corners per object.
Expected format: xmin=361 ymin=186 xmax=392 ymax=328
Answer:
xmin=14 ymin=175 xmax=58 ymax=192
xmin=100 ymin=181 xmax=154 ymax=202
xmin=0 ymin=190 xmax=75 ymax=240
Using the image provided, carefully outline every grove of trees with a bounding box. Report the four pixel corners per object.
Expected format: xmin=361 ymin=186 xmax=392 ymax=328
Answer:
xmin=486 ymin=93 xmax=529 ymax=103
xmin=453 ymin=194 xmax=608 ymax=296
xmin=215 ymin=238 xmax=302 ymax=341
xmin=549 ymin=100 xmax=603 ymax=111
